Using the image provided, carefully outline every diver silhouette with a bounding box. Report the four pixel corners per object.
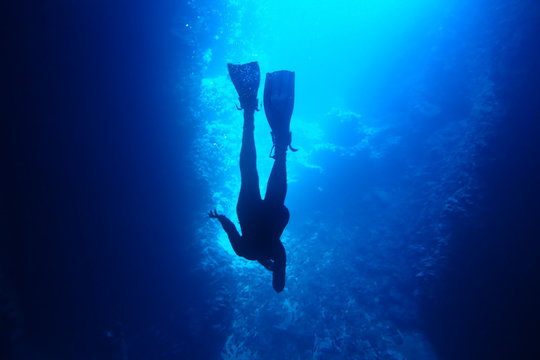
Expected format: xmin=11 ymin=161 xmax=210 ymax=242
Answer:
xmin=209 ymin=62 xmax=296 ymax=293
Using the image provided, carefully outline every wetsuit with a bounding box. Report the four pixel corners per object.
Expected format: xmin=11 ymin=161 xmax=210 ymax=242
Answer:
xmin=216 ymin=105 xmax=288 ymax=292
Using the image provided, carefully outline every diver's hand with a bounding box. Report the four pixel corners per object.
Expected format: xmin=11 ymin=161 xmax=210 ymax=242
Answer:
xmin=208 ymin=209 xmax=220 ymax=219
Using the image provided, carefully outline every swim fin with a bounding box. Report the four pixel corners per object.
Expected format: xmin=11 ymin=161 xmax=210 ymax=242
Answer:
xmin=227 ymin=62 xmax=260 ymax=111
xmin=264 ymin=70 xmax=297 ymax=155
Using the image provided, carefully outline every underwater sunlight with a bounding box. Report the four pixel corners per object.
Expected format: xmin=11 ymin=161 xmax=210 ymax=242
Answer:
xmin=193 ymin=0 xmax=475 ymax=359
xmin=5 ymin=0 xmax=540 ymax=358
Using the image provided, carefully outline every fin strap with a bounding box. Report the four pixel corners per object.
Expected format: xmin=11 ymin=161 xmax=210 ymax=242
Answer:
xmin=269 ymin=132 xmax=298 ymax=158
xmin=236 ymin=98 xmax=259 ymax=111
xmin=269 ymin=144 xmax=276 ymax=159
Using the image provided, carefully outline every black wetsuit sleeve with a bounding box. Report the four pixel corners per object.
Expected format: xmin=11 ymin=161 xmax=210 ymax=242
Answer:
xmin=217 ymin=215 xmax=242 ymax=253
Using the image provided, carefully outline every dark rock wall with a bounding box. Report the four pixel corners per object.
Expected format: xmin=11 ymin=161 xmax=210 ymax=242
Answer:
xmin=421 ymin=2 xmax=540 ymax=359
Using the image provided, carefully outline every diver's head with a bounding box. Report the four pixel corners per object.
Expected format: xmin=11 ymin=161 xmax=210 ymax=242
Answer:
xmin=272 ymin=268 xmax=285 ymax=293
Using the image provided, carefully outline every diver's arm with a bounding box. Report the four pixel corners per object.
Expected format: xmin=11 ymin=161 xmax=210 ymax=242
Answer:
xmin=272 ymin=242 xmax=286 ymax=293
xmin=217 ymin=215 xmax=241 ymax=243
xmin=209 ymin=210 xmax=242 ymax=252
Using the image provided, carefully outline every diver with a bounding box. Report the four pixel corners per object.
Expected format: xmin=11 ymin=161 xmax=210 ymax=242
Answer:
xmin=209 ymin=62 xmax=296 ymax=293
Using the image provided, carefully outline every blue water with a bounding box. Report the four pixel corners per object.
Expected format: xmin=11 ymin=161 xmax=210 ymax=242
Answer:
xmin=3 ymin=0 xmax=540 ymax=359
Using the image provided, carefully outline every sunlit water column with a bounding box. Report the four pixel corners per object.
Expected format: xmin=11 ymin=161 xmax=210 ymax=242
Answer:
xmin=190 ymin=0 xmax=447 ymax=359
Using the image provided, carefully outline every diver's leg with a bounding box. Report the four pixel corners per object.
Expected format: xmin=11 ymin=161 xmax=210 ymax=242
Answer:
xmin=264 ymin=147 xmax=287 ymax=207
xmin=228 ymin=62 xmax=262 ymax=225
xmin=263 ymin=70 xmax=295 ymax=206
xmin=237 ymin=110 xmax=261 ymax=219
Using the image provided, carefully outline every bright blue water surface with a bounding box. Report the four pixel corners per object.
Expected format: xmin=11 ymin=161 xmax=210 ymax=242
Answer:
xmin=3 ymin=0 xmax=540 ymax=359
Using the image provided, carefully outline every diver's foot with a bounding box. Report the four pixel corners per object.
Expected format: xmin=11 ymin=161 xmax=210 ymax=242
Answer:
xmin=238 ymin=96 xmax=258 ymax=112
xmin=271 ymin=131 xmax=291 ymax=148
xmin=270 ymin=131 xmax=298 ymax=158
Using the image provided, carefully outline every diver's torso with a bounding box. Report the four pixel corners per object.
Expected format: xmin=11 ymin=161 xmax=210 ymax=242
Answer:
xmin=237 ymin=200 xmax=289 ymax=260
